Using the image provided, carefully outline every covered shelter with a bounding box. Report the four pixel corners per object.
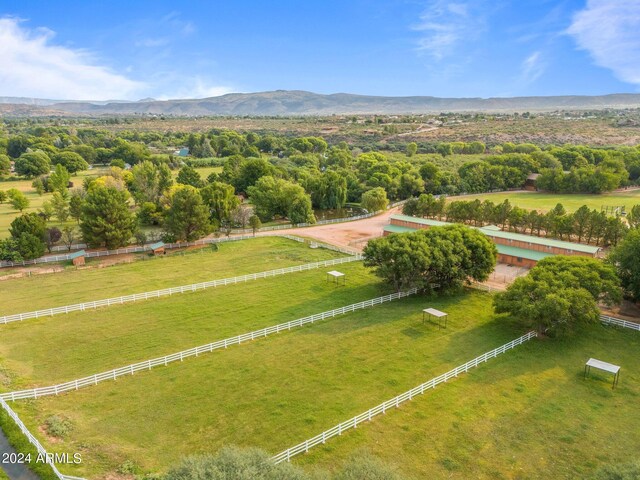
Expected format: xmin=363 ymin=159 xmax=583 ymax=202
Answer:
xmin=149 ymin=241 xmax=166 ymax=255
xmin=584 ymin=358 xmax=621 ymax=389
xmin=423 ymin=307 xmax=448 ymax=329
xmin=326 ymin=270 xmax=346 ymax=286
xmin=68 ymin=249 xmax=86 ymax=266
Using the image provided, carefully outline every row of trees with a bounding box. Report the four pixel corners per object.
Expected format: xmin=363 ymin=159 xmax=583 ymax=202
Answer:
xmin=403 ymin=195 xmax=631 ymax=246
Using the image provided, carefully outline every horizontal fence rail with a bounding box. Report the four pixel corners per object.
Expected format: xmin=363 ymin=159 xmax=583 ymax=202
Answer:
xmin=272 ymin=330 xmax=537 ymax=464
xmin=600 ymin=314 xmax=640 ymax=331
xmin=0 ymin=255 xmax=363 ymax=325
xmin=1 ymin=289 xmax=417 ymax=402
xmin=0 ymin=398 xmax=85 ymax=480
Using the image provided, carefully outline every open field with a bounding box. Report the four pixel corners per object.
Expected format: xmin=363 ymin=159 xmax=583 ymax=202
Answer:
xmin=10 ymin=290 xmax=527 ymax=478
xmin=0 ymin=237 xmax=342 ymax=315
xmin=451 ymin=189 xmax=640 ymax=213
xmin=0 ymin=166 xmax=218 ymax=238
xmin=0 ymin=261 xmax=385 ymax=387
xmin=300 ymin=323 xmax=640 ymax=480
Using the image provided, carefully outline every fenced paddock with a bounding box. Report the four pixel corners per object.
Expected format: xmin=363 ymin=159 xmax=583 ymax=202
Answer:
xmin=0 ymin=398 xmax=85 ymax=480
xmin=0 ymin=255 xmax=362 ymax=325
xmin=272 ymin=331 xmax=538 ymax=463
xmin=0 ymin=289 xmax=417 ymax=402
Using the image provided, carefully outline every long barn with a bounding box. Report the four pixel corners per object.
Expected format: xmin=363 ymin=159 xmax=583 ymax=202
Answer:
xmin=383 ymin=214 xmax=599 ymax=268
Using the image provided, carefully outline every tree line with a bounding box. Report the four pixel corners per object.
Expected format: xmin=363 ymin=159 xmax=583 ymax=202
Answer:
xmin=403 ymin=195 xmax=632 ymax=246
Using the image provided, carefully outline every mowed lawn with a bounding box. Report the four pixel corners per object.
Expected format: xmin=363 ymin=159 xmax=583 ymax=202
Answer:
xmin=0 ymin=237 xmax=343 ymax=315
xmin=0 ymin=262 xmax=387 ymax=387
xmin=454 ymin=189 xmax=640 ymax=213
xmin=11 ymin=291 xmax=527 ymax=478
xmin=300 ymin=323 xmax=640 ymax=480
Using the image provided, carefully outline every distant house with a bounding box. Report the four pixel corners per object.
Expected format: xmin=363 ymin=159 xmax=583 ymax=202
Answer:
xmin=525 ymin=173 xmax=541 ymax=191
xmin=173 ymin=147 xmax=189 ymax=157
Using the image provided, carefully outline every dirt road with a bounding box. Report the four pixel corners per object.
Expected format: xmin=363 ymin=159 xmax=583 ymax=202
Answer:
xmin=258 ymin=207 xmax=402 ymax=251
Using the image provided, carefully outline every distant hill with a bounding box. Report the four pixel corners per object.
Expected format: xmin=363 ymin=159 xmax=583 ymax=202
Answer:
xmin=3 ymin=90 xmax=640 ymax=116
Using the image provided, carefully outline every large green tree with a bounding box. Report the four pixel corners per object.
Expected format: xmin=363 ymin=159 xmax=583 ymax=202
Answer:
xmin=176 ymin=165 xmax=204 ymax=188
xmin=361 ymin=187 xmax=388 ymax=213
xmin=52 ymin=151 xmax=89 ymax=174
xmin=363 ymin=225 xmax=497 ymax=292
xmin=15 ymin=151 xmax=51 ymax=178
xmin=494 ymin=256 xmax=621 ymax=336
xmin=9 ymin=213 xmax=46 ymax=259
xmin=164 ymin=186 xmax=211 ymax=241
xmin=200 ymin=182 xmax=240 ymax=224
xmin=608 ymin=228 xmax=640 ymax=301
xmin=248 ymin=176 xmax=315 ymax=224
xmin=80 ymin=186 xmax=135 ymax=249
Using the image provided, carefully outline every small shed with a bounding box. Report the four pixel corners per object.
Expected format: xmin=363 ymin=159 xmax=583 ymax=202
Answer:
xmin=422 ymin=307 xmax=448 ymax=329
xmin=525 ymin=173 xmax=541 ymax=191
xmin=326 ymin=270 xmax=346 ymax=286
xmin=68 ymin=249 xmax=86 ymax=266
xmin=149 ymin=241 xmax=166 ymax=255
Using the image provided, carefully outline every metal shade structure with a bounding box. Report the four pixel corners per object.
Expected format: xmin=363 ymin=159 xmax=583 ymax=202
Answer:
xmin=326 ymin=270 xmax=346 ymax=286
xmin=422 ymin=308 xmax=448 ymax=329
xmin=584 ymin=358 xmax=621 ymax=389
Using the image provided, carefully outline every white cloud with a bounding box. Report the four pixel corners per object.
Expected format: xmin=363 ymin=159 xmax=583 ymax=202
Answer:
xmin=520 ymin=51 xmax=546 ymax=84
xmin=412 ymin=1 xmax=484 ymax=60
xmin=567 ymin=0 xmax=640 ymax=85
xmin=0 ymin=17 xmax=145 ymax=100
xmin=158 ymin=77 xmax=236 ymax=100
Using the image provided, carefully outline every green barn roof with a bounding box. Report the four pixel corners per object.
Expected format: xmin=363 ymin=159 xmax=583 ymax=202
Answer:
xmin=388 ymin=214 xmax=599 ymax=255
xmin=67 ymin=249 xmax=86 ymax=260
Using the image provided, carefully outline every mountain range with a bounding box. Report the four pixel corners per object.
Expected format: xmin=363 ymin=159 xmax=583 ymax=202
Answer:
xmin=2 ymin=90 xmax=640 ymax=116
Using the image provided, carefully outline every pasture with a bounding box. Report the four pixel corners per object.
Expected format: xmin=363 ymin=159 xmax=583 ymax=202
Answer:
xmin=0 ymin=236 xmax=638 ymax=480
xmin=10 ymin=290 xmax=516 ymax=477
xmin=453 ymin=189 xmax=640 ymax=213
xmin=0 ymin=236 xmax=342 ymax=314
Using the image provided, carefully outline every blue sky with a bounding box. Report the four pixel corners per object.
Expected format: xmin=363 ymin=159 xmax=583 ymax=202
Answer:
xmin=0 ymin=0 xmax=639 ymax=100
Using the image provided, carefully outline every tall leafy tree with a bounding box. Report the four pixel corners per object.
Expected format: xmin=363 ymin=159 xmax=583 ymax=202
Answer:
xmin=176 ymin=165 xmax=204 ymax=188
xmin=363 ymin=225 xmax=496 ymax=292
xmin=80 ymin=186 xmax=135 ymax=249
xmin=200 ymin=182 xmax=240 ymax=224
xmin=9 ymin=213 xmax=46 ymax=260
xmin=52 ymin=151 xmax=89 ymax=174
xmin=164 ymin=186 xmax=211 ymax=241
xmin=494 ymin=256 xmax=621 ymax=336
xmin=360 ymin=187 xmax=388 ymax=213
xmin=15 ymin=151 xmax=51 ymax=178
xmin=608 ymin=228 xmax=640 ymax=301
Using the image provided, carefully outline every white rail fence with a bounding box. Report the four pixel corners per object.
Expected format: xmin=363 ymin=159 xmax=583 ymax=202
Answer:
xmin=1 ymin=233 xmax=359 ymax=269
xmin=600 ymin=314 xmax=640 ymax=331
xmin=0 ymin=255 xmax=363 ymax=325
xmin=272 ymin=331 xmax=538 ymax=463
xmin=1 ymin=289 xmax=417 ymax=402
xmin=0 ymin=398 xmax=85 ymax=480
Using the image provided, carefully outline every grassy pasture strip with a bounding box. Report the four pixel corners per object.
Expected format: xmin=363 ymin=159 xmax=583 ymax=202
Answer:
xmin=0 ymin=398 xmax=74 ymax=480
xmin=272 ymin=331 xmax=537 ymax=464
xmin=0 ymin=256 xmax=361 ymax=325
xmin=0 ymin=289 xmax=417 ymax=402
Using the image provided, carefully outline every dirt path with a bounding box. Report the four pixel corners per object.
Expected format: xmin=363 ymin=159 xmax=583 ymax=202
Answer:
xmin=257 ymin=207 xmax=402 ymax=251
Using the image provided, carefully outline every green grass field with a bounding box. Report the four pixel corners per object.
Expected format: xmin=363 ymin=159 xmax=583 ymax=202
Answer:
xmin=2 ymin=239 xmax=639 ymax=479
xmin=0 ymin=237 xmax=342 ymax=315
xmin=299 ymin=323 xmax=640 ymax=480
xmin=453 ymin=189 xmax=640 ymax=213
xmin=11 ymin=290 xmax=523 ymax=478
xmin=0 ymin=261 xmax=386 ymax=387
